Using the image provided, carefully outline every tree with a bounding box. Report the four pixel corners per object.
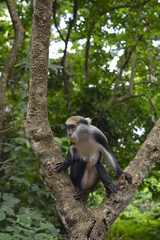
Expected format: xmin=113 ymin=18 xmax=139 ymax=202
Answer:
xmin=23 ymin=0 xmax=160 ymax=239
xmin=0 ymin=0 xmax=25 ymax=157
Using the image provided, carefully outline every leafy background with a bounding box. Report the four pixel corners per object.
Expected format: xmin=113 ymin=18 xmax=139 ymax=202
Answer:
xmin=0 ymin=0 xmax=160 ymax=239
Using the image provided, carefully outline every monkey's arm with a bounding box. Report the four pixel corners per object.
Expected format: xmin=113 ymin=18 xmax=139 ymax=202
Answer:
xmin=95 ymin=159 xmax=117 ymax=195
xmin=55 ymin=148 xmax=72 ymax=172
xmin=93 ymin=131 xmax=132 ymax=184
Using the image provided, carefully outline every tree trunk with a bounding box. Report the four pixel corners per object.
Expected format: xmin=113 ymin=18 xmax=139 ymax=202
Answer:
xmin=0 ymin=0 xmax=25 ymax=158
xmin=23 ymin=0 xmax=160 ymax=239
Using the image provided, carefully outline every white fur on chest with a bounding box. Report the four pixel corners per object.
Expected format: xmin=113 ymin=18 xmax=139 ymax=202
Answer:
xmin=81 ymin=159 xmax=99 ymax=190
xmin=76 ymin=144 xmax=99 ymax=190
xmin=76 ymin=140 xmax=99 ymax=164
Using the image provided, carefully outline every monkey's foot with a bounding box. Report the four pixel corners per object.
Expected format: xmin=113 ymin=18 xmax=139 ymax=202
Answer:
xmin=124 ymin=172 xmax=132 ymax=184
xmin=105 ymin=182 xmax=117 ymax=196
xmin=74 ymin=188 xmax=83 ymax=200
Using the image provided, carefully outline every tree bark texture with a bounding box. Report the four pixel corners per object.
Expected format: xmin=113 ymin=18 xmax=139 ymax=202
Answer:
xmin=0 ymin=0 xmax=25 ymax=157
xmin=23 ymin=1 xmax=160 ymax=239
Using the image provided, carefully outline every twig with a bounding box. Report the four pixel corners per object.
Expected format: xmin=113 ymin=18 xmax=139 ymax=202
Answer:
xmin=0 ymin=157 xmax=16 ymax=171
xmin=1 ymin=127 xmax=13 ymax=133
xmin=127 ymin=51 xmax=136 ymax=95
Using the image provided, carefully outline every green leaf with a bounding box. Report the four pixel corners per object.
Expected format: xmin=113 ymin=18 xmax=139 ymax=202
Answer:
xmin=14 ymin=137 xmax=28 ymax=144
xmin=3 ymin=193 xmax=12 ymax=201
xmin=16 ymin=213 xmax=34 ymax=226
xmin=29 ymin=211 xmax=43 ymax=220
xmin=54 ymin=137 xmax=63 ymax=146
xmin=3 ymin=206 xmax=14 ymax=215
xmin=6 ymin=226 xmax=15 ymax=232
xmin=9 ymin=176 xmax=30 ymax=187
xmin=0 ymin=234 xmax=12 ymax=240
xmin=0 ymin=210 xmax=6 ymax=221
xmin=26 ymin=140 xmax=30 ymax=148
xmin=2 ymin=193 xmax=20 ymax=208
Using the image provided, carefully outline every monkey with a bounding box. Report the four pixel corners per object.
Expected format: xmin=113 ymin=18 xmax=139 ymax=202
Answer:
xmin=55 ymin=116 xmax=132 ymax=200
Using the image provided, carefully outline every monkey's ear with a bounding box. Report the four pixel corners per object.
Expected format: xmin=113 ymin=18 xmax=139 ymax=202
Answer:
xmin=85 ymin=118 xmax=92 ymax=124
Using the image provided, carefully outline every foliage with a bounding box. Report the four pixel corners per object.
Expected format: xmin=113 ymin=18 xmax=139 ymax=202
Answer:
xmin=0 ymin=133 xmax=68 ymax=239
xmin=105 ymin=184 xmax=160 ymax=240
xmin=0 ymin=0 xmax=160 ymax=239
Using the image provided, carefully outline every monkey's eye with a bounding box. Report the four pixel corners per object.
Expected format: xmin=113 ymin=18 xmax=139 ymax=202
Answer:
xmin=67 ymin=124 xmax=76 ymax=130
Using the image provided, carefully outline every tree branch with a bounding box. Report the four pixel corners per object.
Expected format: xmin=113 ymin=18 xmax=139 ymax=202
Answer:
xmin=110 ymin=11 xmax=141 ymax=105
xmin=145 ymin=41 xmax=160 ymax=83
xmin=110 ymin=1 xmax=149 ymax=11
xmin=108 ymin=93 xmax=158 ymax=122
xmin=52 ymin=0 xmax=78 ymax=116
xmin=84 ymin=34 xmax=91 ymax=76
xmin=143 ymin=94 xmax=158 ymax=121
xmin=99 ymin=1 xmax=149 ymax=15
xmin=61 ymin=0 xmax=78 ymax=67
xmin=60 ymin=0 xmax=78 ymax=116
xmin=108 ymin=93 xmax=144 ymax=106
xmin=110 ymin=49 xmax=133 ymax=101
xmin=84 ymin=25 xmax=95 ymax=77
xmin=134 ymin=80 xmax=153 ymax=85
xmin=127 ymin=11 xmax=141 ymax=95
xmin=0 ymin=0 xmax=25 ymax=156
xmin=127 ymin=50 xmax=136 ymax=95
xmin=52 ymin=0 xmax=65 ymax=42
xmin=23 ymin=0 xmax=89 ymax=235
xmin=84 ymin=1 xmax=96 ymax=77
xmin=89 ymin=118 xmax=160 ymax=239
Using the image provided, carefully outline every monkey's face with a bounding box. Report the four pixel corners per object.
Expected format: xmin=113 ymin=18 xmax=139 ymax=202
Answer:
xmin=66 ymin=124 xmax=77 ymax=143
xmin=67 ymin=124 xmax=91 ymax=144
xmin=65 ymin=116 xmax=92 ymax=144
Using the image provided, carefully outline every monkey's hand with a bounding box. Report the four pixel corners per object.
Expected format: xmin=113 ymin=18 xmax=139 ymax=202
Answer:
xmin=105 ymin=182 xmax=117 ymax=196
xmin=124 ymin=172 xmax=132 ymax=184
xmin=55 ymin=162 xmax=67 ymax=172
xmin=74 ymin=188 xmax=83 ymax=200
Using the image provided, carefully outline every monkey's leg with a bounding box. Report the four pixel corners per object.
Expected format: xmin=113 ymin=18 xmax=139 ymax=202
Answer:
xmin=70 ymin=161 xmax=86 ymax=200
xmin=95 ymin=160 xmax=117 ymax=195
